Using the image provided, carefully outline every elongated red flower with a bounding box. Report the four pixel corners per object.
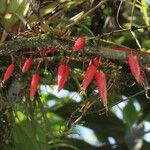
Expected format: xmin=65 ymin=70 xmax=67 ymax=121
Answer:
xmin=95 ymin=70 xmax=108 ymax=108
xmin=30 ymin=73 xmax=39 ymax=100
xmin=3 ymin=63 xmax=15 ymax=81
xmin=92 ymin=57 xmax=100 ymax=68
xmin=82 ymin=58 xmax=100 ymax=90
xmin=127 ymin=54 xmax=144 ymax=85
xmin=57 ymin=64 xmax=70 ymax=92
xmin=22 ymin=57 xmax=33 ymax=73
xmin=73 ymin=37 xmax=85 ymax=52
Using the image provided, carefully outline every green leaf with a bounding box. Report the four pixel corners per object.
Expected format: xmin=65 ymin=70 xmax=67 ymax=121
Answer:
xmin=141 ymin=0 xmax=150 ymax=26
xmin=123 ymin=100 xmax=137 ymax=126
xmin=0 ymin=0 xmax=7 ymax=13
xmin=2 ymin=0 xmax=29 ymax=29
xmin=142 ymin=39 xmax=150 ymax=50
xmin=83 ymin=112 xmax=126 ymax=142
xmin=13 ymin=12 xmax=31 ymax=29
xmin=13 ymin=119 xmax=49 ymax=150
xmin=144 ymin=113 xmax=150 ymax=122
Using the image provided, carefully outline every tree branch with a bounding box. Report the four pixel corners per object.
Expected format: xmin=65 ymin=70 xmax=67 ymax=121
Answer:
xmin=0 ymin=33 xmax=150 ymax=67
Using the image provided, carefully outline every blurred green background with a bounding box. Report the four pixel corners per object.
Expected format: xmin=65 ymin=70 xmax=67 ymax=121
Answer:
xmin=0 ymin=0 xmax=150 ymax=150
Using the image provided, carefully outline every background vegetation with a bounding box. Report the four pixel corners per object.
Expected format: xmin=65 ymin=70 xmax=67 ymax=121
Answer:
xmin=0 ymin=0 xmax=150 ymax=149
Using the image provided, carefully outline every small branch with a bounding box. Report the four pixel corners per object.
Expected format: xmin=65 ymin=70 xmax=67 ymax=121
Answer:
xmin=71 ymin=88 xmax=150 ymax=119
xmin=66 ymin=0 xmax=108 ymax=28
xmin=116 ymin=0 xmax=124 ymax=28
xmin=100 ymin=25 xmax=150 ymax=38
xmin=130 ymin=0 xmax=136 ymax=26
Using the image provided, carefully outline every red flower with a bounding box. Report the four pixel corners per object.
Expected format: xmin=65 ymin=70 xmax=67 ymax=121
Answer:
xmin=127 ymin=54 xmax=144 ymax=85
xmin=57 ymin=64 xmax=70 ymax=92
xmin=30 ymin=73 xmax=39 ymax=100
xmin=3 ymin=63 xmax=15 ymax=81
xmin=92 ymin=57 xmax=100 ymax=67
xmin=73 ymin=37 xmax=85 ymax=52
xmin=82 ymin=58 xmax=100 ymax=90
xmin=95 ymin=70 xmax=108 ymax=108
xmin=22 ymin=57 xmax=33 ymax=73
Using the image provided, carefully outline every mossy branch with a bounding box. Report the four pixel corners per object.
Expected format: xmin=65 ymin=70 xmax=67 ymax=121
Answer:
xmin=0 ymin=32 xmax=150 ymax=68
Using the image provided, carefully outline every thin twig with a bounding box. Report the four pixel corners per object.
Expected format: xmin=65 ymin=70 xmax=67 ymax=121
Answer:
xmin=71 ymin=87 xmax=150 ymax=119
xmin=116 ymin=0 xmax=124 ymax=28
xmin=130 ymin=0 xmax=136 ymax=27
xmin=100 ymin=25 xmax=150 ymax=38
xmin=66 ymin=0 xmax=108 ymax=28
xmin=129 ymin=0 xmax=142 ymax=48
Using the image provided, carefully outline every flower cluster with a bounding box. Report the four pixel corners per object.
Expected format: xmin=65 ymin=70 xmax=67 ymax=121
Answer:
xmin=2 ymin=37 xmax=148 ymax=107
xmin=2 ymin=37 xmax=86 ymax=100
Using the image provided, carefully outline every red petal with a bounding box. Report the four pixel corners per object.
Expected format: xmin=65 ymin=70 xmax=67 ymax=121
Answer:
xmin=30 ymin=73 xmax=40 ymax=100
xmin=82 ymin=62 xmax=97 ymax=90
xmin=95 ymin=71 xmax=108 ymax=107
xmin=127 ymin=54 xmax=143 ymax=84
xmin=3 ymin=63 xmax=15 ymax=81
xmin=92 ymin=57 xmax=100 ymax=67
xmin=73 ymin=37 xmax=85 ymax=52
xmin=57 ymin=64 xmax=70 ymax=92
xmin=22 ymin=57 xmax=33 ymax=73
